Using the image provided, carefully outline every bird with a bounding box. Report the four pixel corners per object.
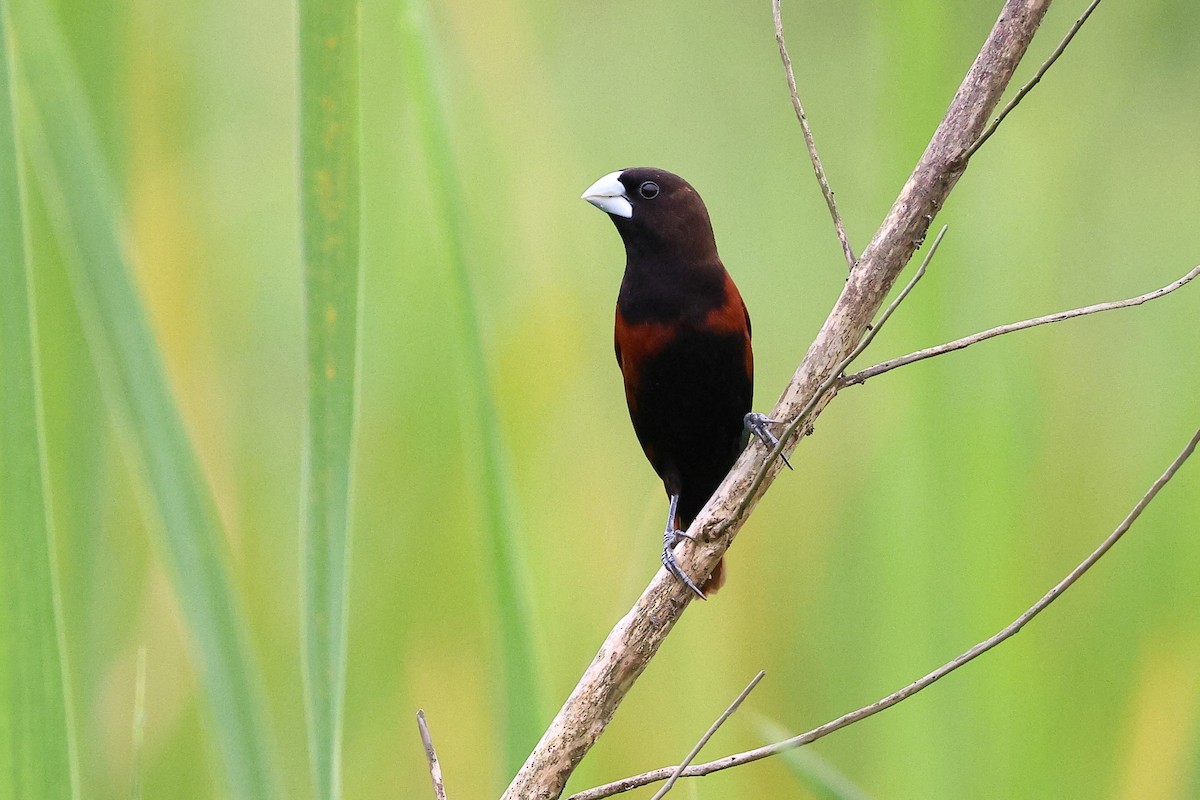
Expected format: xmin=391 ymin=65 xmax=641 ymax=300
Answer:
xmin=581 ymin=167 xmax=786 ymax=599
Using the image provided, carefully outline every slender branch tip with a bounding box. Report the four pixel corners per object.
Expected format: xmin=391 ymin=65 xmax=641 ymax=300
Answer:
xmin=967 ymin=0 xmax=1103 ymax=158
xmin=845 ymin=263 xmax=1200 ymax=386
xmin=773 ymin=0 xmax=856 ymax=271
xmin=417 ymin=710 xmax=448 ymax=800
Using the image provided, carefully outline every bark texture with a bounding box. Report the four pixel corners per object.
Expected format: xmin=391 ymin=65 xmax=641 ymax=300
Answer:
xmin=501 ymin=2 xmax=1054 ymax=798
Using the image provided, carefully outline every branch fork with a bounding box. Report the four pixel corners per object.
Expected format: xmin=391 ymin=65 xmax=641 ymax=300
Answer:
xmin=501 ymin=4 xmax=1059 ymax=798
xmin=489 ymin=3 xmax=1195 ymax=799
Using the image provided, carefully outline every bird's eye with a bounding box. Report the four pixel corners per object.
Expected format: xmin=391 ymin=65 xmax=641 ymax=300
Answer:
xmin=638 ymin=181 xmax=660 ymax=199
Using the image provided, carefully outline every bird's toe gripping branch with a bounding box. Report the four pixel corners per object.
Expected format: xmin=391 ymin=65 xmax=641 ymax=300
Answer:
xmin=662 ymin=494 xmax=707 ymax=600
xmin=744 ymin=412 xmax=793 ymax=470
xmin=662 ymin=534 xmax=707 ymax=600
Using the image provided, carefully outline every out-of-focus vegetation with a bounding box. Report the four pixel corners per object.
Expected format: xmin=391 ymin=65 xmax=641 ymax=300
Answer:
xmin=2 ymin=0 xmax=1198 ymax=798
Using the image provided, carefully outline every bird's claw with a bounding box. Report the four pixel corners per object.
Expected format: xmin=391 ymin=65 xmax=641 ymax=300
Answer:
xmin=661 ymin=540 xmax=706 ymax=600
xmin=664 ymin=527 xmax=696 ymax=547
xmin=744 ymin=412 xmax=793 ymax=470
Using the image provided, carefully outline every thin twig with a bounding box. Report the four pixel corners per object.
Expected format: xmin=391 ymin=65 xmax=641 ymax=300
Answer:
xmin=504 ymin=6 xmax=1056 ymax=795
xmin=569 ymin=425 xmax=1200 ymax=800
xmin=842 ymin=263 xmax=1200 ymax=386
xmin=774 ymin=0 xmax=856 ymax=271
xmin=650 ymin=671 xmax=766 ymax=800
xmin=966 ymin=0 xmax=1103 ymax=159
xmin=417 ymin=710 xmax=448 ymax=800
xmin=738 ymin=226 xmax=948 ymax=516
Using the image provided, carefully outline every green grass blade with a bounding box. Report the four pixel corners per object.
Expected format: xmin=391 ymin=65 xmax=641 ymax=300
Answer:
xmin=0 ymin=4 xmax=77 ymax=796
xmin=297 ymin=1 xmax=361 ymax=798
xmin=131 ymin=645 xmax=147 ymax=800
xmin=397 ymin=0 xmax=541 ymax=776
xmin=9 ymin=2 xmax=279 ymax=797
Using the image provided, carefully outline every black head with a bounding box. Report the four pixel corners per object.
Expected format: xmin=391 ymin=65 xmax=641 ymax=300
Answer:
xmin=581 ymin=167 xmax=718 ymax=263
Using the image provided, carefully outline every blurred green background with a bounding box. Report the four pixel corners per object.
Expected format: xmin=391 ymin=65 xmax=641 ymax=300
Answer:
xmin=8 ymin=0 xmax=1200 ymax=797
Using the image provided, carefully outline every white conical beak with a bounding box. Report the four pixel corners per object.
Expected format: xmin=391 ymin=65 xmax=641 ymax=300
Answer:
xmin=580 ymin=170 xmax=633 ymax=219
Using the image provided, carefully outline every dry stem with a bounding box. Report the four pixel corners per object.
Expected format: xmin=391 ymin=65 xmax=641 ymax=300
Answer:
xmin=967 ymin=0 xmax=1104 ymax=158
xmin=569 ymin=425 xmax=1200 ymax=799
xmin=417 ymin=710 xmax=448 ymax=800
xmin=773 ymin=0 xmax=855 ymax=271
xmin=499 ymin=4 xmax=1055 ymax=798
xmin=650 ymin=671 xmax=765 ymax=800
xmin=842 ymin=263 xmax=1200 ymax=386
xmin=744 ymin=225 xmax=945 ymax=502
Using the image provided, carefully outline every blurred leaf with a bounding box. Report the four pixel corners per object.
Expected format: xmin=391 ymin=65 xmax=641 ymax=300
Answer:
xmin=397 ymin=0 xmax=542 ymax=777
xmin=131 ymin=645 xmax=147 ymax=800
xmin=757 ymin=717 xmax=872 ymax=800
xmin=297 ymin=0 xmax=361 ymax=798
xmin=0 ymin=4 xmax=77 ymax=796
xmin=9 ymin=1 xmax=279 ymax=797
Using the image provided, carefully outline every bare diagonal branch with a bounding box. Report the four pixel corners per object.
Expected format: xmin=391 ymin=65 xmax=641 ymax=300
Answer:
xmin=499 ymin=5 xmax=1055 ymax=798
xmin=569 ymin=425 xmax=1200 ymax=800
xmin=967 ymin=0 xmax=1103 ymax=158
xmin=742 ymin=225 xmax=946 ymax=509
xmin=773 ymin=0 xmax=856 ymax=271
xmin=842 ymin=263 xmax=1200 ymax=387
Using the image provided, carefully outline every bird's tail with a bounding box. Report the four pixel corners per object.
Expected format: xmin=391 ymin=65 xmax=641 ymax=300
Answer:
xmin=702 ymin=557 xmax=725 ymax=595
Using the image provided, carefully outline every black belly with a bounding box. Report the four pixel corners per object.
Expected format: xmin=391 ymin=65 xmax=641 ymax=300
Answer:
xmin=626 ymin=330 xmax=752 ymax=527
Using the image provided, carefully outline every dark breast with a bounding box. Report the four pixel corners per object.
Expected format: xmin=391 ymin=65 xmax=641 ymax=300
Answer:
xmin=615 ymin=274 xmax=753 ymax=526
